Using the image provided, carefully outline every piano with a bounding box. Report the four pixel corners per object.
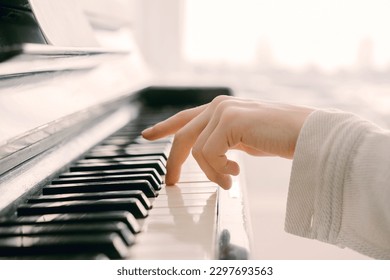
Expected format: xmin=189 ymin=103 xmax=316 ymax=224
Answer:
xmin=0 ymin=0 xmax=252 ymax=259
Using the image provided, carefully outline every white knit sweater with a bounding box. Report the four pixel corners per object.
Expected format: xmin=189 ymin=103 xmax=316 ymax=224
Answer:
xmin=285 ymin=109 xmax=390 ymax=259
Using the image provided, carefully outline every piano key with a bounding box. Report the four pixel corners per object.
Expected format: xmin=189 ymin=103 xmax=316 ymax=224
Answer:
xmin=28 ymin=190 xmax=152 ymax=210
xmin=0 ymin=233 xmax=128 ymax=259
xmin=0 ymin=212 xmax=141 ymax=234
xmin=85 ymin=148 xmax=170 ymax=161
xmin=17 ymin=198 xmax=148 ymax=218
xmin=0 ymin=253 xmax=109 ymax=260
xmin=89 ymin=144 xmax=124 ymax=151
xmin=123 ymin=149 xmax=169 ymax=160
xmin=158 ymin=186 xmax=217 ymax=195
xmin=128 ymin=194 xmax=218 ymax=259
xmin=59 ymin=168 xmax=163 ymax=184
xmin=100 ymin=137 xmax=133 ymax=146
xmin=152 ymin=194 xmax=216 ymax=208
xmin=0 ymin=222 xmax=135 ymax=246
xmin=52 ymin=173 xmax=161 ymax=191
xmin=109 ymin=130 xmax=139 ymax=137
xmin=76 ymin=155 xmax=167 ymax=166
xmin=132 ymin=135 xmax=173 ymax=145
xmin=91 ymin=142 xmax=171 ymax=151
xmin=128 ymin=244 xmax=208 ymax=260
xmin=42 ymin=180 xmax=157 ymax=197
xmin=143 ymin=205 xmax=216 ymax=216
xmin=69 ymin=160 xmax=166 ymax=176
xmin=178 ymin=173 xmax=210 ymax=183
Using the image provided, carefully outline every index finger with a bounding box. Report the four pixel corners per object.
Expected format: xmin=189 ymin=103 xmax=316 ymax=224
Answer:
xmin=141 ymin=104 xmax=207 ymax=140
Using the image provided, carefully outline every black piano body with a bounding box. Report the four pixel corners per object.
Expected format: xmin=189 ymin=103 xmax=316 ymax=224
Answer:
xmin=0 ymin=0 xmax=252 ymax=259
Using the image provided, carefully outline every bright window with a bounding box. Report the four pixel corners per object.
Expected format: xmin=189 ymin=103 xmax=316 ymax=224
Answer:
xmin=184 ymin=0 xmax=390 ymax=71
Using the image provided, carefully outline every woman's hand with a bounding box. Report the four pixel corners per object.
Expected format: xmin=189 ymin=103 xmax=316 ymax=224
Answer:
xmin=142 ymin=95 xmax=314 ymax=189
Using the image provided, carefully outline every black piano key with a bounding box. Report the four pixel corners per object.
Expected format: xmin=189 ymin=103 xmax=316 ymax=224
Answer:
xmin=52 ymin=173 xmax=161 ymax=191
xmin=0 ymin=233 xmax=128 ymax=259
xmin=76 ymin=155 xmax=167 ymax=167
xmin=90 ymin=144 xmax=122 ymax=151
xmin=17 ymin=198 xmax=148 ymax=218
xmin=0 ymin=212 xmax=141 ymax=234
xmin=59 ymin=168 xmax=163 ymax=184
xmin=132 ymin=135 xmax=173 ymax=145
xmin=69 ymin=160 xmax=166 ymax=176
xmin=110 ymin=130 xmax=139 ymax=137
xmin=0 ymin=222 xmax=134 ymax=246
xmin=0 ymin=253 xmax=109 ymax=260
xmin=28 ymin=190 xmax=152 ymax=209
xmin=100 ymin=138 xmax=132 ymax=146
xmin=0 ymin=226 xmax=20 ymax=235
xmin=124 ymin=148 xmax=169 ymax=160
xmin=42 ymin=180 xmax=157 ymax=198
xmin=85 ymin=149 xmax=169 ymax=161
xmin=94 ymin=142 xmax=171 ymax=149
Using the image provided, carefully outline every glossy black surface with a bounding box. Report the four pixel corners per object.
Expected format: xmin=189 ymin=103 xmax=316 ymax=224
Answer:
xmin=0 ymin=6 xmax=46 ymax=49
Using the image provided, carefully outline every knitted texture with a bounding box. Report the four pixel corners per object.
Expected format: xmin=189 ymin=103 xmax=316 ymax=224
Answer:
xmin=285 ymin=109 xmax=390 ymax=259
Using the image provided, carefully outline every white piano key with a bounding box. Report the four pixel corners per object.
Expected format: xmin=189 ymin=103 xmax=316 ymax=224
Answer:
xmin=158 ymin=186 xmax=217 ymax=195
xmin=152 ymin=193 xmax=217 ymax=208
xmin=128 ymin=243 xmax=211 ymax=259
xmin=126 ymin=156 xmax=219 ymax=259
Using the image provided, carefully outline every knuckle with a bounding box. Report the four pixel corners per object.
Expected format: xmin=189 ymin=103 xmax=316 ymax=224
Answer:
xmin=172 ymin=129 xmax=186 ymax=144
xmin=191 ymin=145 xmax=202 ymax=158
xmin=213 ymin=98 xmax=238 ymax=113
xmin=201 ymin=145 xmax=213 ymax=159
xmin=175 ymin=109 xmax=190 ymax=120
xmin=218 ymin=104 xmax=238 ymax=123
xmin=211 ymin=95 xmax=231 ymax=106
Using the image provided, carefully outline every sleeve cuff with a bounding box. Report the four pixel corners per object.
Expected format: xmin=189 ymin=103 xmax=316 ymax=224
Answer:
xmin=284 ymin=109 xmax=368 ymax=245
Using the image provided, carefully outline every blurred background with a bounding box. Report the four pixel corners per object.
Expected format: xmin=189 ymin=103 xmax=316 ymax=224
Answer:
xmin=134 ymin=0 xmax=390 ymax=126
xmin=132 ymin=0 xmax=389 ymax=259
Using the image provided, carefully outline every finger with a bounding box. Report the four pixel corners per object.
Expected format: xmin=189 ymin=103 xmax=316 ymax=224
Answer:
xmin=165 ymin=135 xmax=192 ymax=185
xmin=192 ymin=141 xmax=233 ymax=190
xmin=203 ymin=122 xmax=240 ymax=175
xmin=142 ymin=104 xmax=207 ymax=140
xmin=191 ymin=114 xmax=235 ymax=189
xmin=164 ymin=112 xmax=208 ymax=185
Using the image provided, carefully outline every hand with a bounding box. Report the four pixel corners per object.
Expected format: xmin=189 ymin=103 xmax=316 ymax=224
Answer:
xmin=142 ymin=95 xmax=314 ymax=189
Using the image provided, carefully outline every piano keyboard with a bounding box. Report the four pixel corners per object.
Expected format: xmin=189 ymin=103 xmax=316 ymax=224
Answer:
xmin=0 ymin=107 xmax=219 ymax=259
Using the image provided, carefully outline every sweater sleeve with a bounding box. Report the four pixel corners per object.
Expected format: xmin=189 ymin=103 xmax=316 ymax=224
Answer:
xmin=285 ymin=109 xmax=390 ymax=259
